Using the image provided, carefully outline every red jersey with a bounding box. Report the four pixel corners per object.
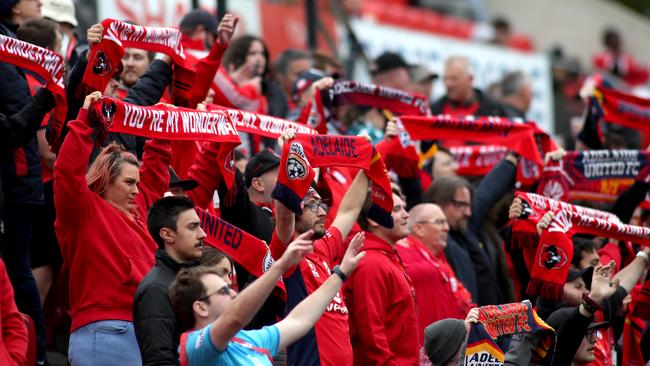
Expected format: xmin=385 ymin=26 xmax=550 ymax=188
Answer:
xmin=270 ymin=228 xmax=352 ymax=366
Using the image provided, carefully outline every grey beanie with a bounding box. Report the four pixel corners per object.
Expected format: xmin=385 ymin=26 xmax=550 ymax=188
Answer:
xmin=424 ymin=318 xmax=467 ymax=364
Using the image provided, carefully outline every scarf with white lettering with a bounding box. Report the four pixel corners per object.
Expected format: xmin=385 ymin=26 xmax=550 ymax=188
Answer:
xmin=89 ymin=97 xmax=240 ymax=185
xmin=272 ymin=135 xmax=394 ymax=228
xmin=205 ymin=104 xmax=318 ymax=137
xmin=510 ymin=191 xmax=621 ymax=249
xmin=465 ymin=301 xmax=555 ymax=366
xmin=297 ymin=80 xmax=431 ymax=134
xmin=0 ymin=35 xmax=67 ymax=150
xmin=196 ymin=207 xmax=286 ymax=300
xmin=81 ymin=19 xmax=187 ymax=99
xmin=399 ymin=116 xmax=554 ymax=174
xmin=595 ymin=85 xmax=650 ymax=133
xmin=536 ymin=150 xmax=650 ymax=203
xmin=528 ymin=210 xmax=650 ymax=300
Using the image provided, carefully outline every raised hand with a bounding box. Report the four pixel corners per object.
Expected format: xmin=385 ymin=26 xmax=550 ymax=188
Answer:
xmin=217 ymin=13 xmax=239 ymax=45
xmin=536 ymin=211 xmax=554 ymax=235
xmin=339 ymin=231 xmax=366 ymax=276
xmin=86 ymin=24 xmax=104 ymax=50
xmin=275 ymin=230 xmax=314 ymax=270
xmin=278 ymin=127 xmax=296 ymax=148
xmin=82 ymin=91 xmax=103 ymax=110
xmin=589 ymin=261 xmax=620 ymax=304
xmin=508 ymin=197 xmax=523 ymax=219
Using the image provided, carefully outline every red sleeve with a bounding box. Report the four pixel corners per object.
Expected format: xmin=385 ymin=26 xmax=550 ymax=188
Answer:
xmin=186 ymin=142 xmax=223 ymax=209
xmin=346 ymin=258 xmax=399 ymax=365
xmin=0 ymin=259 xmax=28 ymax=365
xmin=190 ymin=41 xmax=228 ymax=108
xmin=52 ymin=109 xmax=93 ymax=229
xmin=315 ymin=228 xmax=345 ymax=265
xmin=170 ymin=140 xmax=201 ymax=179
xmin=137 ymin=138 xmax=172 ymax=214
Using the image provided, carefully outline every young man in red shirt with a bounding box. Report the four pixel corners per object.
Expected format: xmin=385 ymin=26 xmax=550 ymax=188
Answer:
xmin=344 ymin=192 xmax=419 ymax=366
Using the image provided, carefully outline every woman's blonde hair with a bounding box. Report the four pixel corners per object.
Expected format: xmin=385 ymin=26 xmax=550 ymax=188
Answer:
xmin=86 ymin=143 xmax=139 ymax=196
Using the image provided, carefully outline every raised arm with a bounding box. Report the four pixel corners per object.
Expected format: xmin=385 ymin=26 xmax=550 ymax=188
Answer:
xmin=137 ymin=138 xmax=171 ymax=210
xmin=209 ymin=231 xmax=314 ymax=351
xmin=331 ymin=171 xmax=369 ymax=238
xmin=613 ymin=247 xmax=650 ymax=291
xmin=52 ymin=92 xmax=101 ymax=229
xmin=275 ymin=232 xmax=365 ymax=349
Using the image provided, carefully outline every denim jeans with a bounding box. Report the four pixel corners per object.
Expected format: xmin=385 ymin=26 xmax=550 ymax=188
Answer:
xmin=69 ymin=320 xmax=142 ymax=366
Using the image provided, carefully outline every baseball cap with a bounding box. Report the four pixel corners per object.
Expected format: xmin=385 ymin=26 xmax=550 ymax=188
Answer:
xmin=168 ymin=167 xmax=198 ymax=192
xmin=410 ymin=64 xmax=439 ymax=84
xmin=42 ymin=0 xmax=78 ymax=27
xmin=370 ymin=51 xmax=411 ymax=76
xmin=547 ymin=307 xmax=609 ymax=332
xmin=566 ymin=266 xmax=593 ymax=290
xmin=0 ymin=0 xmax=18 ymax=14
xmin=179 ymin=10 xmax=218 ymax=36
xmin=244 ymin=149 xmax=280 ymax=188
xmin=291 ymin=69 xmax=325 ymax=103
xmin=424 ymin=318 xmax=467 ymax=365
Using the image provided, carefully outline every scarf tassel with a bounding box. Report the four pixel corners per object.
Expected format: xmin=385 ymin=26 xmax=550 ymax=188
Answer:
xmin=527 ymin=278 xmax=564 ymax=302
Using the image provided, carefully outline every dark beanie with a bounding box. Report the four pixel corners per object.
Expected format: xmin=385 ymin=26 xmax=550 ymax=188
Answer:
xmin=424 ymin=318 xmax=467 ymax=364
xmin=0 ymin=0 xmax=18 ymax=15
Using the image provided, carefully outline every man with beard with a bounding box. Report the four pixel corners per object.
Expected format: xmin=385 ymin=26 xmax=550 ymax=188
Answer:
xmin=133 ymin=196 xmax=207 ymax=365
xmin=427 ymin=152 xmax=518 ymax=306
xmin=344 ymin=192 xmax=419 ymax=365
xmin=269 ymin=129 xmax=370 ymax=366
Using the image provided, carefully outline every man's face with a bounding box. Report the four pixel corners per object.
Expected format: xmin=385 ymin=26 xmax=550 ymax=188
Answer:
xmin=432 ymin=151 xmax=458 ymax=178
xmin=388 ymin=194 xmax=410 ymax=241
xmin=578 ymin=249 xmax=600 ymax=269
xmin=563 ymin=277 xmax=588 ymax=307
xmin=442 ymin=187 xmax=471 ymax=232
xmin=412 ymin=206 xmax=449 ymax=254
xmin=121 ymin=48 xmax=151 ymax=88
xmin=573 ymin=329 xmax=598 ymax=364
xmin=253 ymin=166 xmax=279 ymax=203
xmin=281 ymin=58 xmax=311 ymax=96
xmin=443 ymin=61 xmax=473 ymax=102
xmin=296 ymin=194 xmax=327 ymax=239
xmin=172 ymin=210 xmax=207 ymax=262
xmin=198 ymin=274 xmax=237 ymax=323
xmin=372 ymin=67 xmax=412 ymax=92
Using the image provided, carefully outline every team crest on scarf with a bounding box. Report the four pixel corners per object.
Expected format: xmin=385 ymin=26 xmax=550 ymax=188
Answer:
xmin=262 ymin=250 xmax=274 ymax=272
xmin=92 ymin=50 xmax=113 ymax=76
xmin=539 ymin=244 xmax=568 ymax=270
xmin=287 ymin=142 xmax=309 ymax=180
xmin=224 ymin=150 xmax=235 ymax=173
xmin=101 ymin=99 xmax=117 ymax=127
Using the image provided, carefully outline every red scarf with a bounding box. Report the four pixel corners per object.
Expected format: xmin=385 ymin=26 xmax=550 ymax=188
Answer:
xmin=537 ymin=150 xmax=650 ymax=203
xmin=451 ymin=145 xmax=508 ymax=176
xmin=595 ymin=85 xmax=650 ymax=133
xmin=0 ymin=35 xmax=67 ymax=150
xmin=195 ymin=207 xmax=286 ymax=300
xmin=622 ymin=285 xmax=649 ymax=366
xmin=529 ymin=210 xmax=650 ymax=300
xmin=81 ymin=19 xmax=187 ymax=97
xmin=272 ymin=135 xmax=394 ymax=228
xmin=89 ymin=98 xmax=240 ymax=186
xmin=399 ymin=115 xmax=551 ymax=168
xmin=375 ymin=118 xmax=420 ymax=178
xmin=206 ymin=104 xmax=317 ymax=137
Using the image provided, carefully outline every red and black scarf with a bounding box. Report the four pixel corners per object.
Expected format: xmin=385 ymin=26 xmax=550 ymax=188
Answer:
xmin=595 ymin=85 xmax=650 ymax=133
xmin=465 ymin=301 xmax=555 ymax=366
xmin=528 ymin=210 xmax=650 ymax=300
xmin=537 ymin=150 xmax=650 ymax=203
xmin=195 ymin=207 xmax=286 ymax=300
xmin=0 ymin=35 xmax=67 ymax=150
xmin=375 ymin=118 xmax=420 ymax=178
xmin=272 ymin=135 xmax=394 ymax=228
xmin=206 ymin=104 xmax=318 ymax=138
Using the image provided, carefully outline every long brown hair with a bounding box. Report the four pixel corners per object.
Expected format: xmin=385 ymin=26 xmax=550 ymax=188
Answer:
xmin=86 ymin=143 xmax=139 ymax=197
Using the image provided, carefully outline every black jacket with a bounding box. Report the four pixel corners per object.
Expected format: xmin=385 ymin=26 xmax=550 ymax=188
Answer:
xmin=430 ymin=88 xmax=508 ymax=117
xmin=133 ymin=249 xmax=196 ymax=366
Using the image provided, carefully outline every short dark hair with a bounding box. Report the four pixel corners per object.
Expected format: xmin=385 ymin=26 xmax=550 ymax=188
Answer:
xmin=426 ymin=175 xmax=472 ymax=205
xmin=222 ymin=35 xmax=270 ymax=76
xmin=200 ymin=246 xmax=231 ymax=268
xmin=17 ymin=18 xmax=59 ymax=50
xmin=147 ymin=196 xmax=196 ymax=249
xmin=274 ymin=48 xmax=311 ymax=77
xmin=572 ymin=236 xmax=597 ymax=267
xmin=169 ymin=266 xmax=219 ymax=332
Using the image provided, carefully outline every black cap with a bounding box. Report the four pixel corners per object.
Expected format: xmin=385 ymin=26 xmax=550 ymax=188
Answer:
xmin=547 ymin=307 xmax=609 ymax=332
xmin=424 ymin=318 xmax=467 ymax=364
xmin=179 ymin=9 xmax=218 ymax=35
xmin=291 ymin=69 xmax=325 ymax=103
xmin=244 ymin=149 xmax=280 ymax=188
xmin=566 ymin=266 xmax=593 ymax=290
xmin=168 ymin=167 xmax=198 ymax=192
xmin=370 ymin=51 xmax=411 ymax=76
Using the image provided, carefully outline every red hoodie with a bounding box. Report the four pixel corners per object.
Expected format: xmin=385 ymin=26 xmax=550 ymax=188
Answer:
xmin=0 ymin=258 xmax=28 ymax=366
xmin=344 ymin=232 xmax=419 ymax=366
xmin=53 ymin=109 xmax=171 ymax=332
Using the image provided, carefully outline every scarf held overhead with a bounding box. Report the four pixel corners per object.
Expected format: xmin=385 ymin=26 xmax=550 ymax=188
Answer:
xmin=0 ymin=35 xmax=67 ymax=149
xmin=195 ymin=208 xmax=286 ymax=300
xmin=595 ymin=85 xmax=650 ymax=133
xmin=272 ymin=135 xmax=394 ymax=228
xmin=528 ymin=210 xmax=650 ymax=300
xmin=537 ymin=150 xmax=650 ymax=203
xmin=465 ymin=300 xmax=555 ymax=366
xmin=206 ymin=104 xmax=317 ymax=138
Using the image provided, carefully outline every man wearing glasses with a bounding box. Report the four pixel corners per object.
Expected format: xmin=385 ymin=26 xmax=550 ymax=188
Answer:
xmin=268 ymin=130 xmax=370 ymax=366
xmin=427 ymin=152 xmax=519 ymax=306
xmin=396 ymin=203 xmax=474 ymax=341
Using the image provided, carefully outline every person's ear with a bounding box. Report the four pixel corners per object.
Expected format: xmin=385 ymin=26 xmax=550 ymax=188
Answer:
xmin=159 ymin=227 xmax=176 ymax=245
xmin=251 ymin=177 xmax=265 ymax=193
xmin=368 ymin=218 xmax=380 ymax=229
xmin=193 ymin=300 xmax=209 ymax=318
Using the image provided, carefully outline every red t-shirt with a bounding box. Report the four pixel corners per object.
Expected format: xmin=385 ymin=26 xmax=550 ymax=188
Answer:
xmin=270 ymin=228 xmax=352 ymax=366
xmin=396 ymin=236 xmax=464 ymax=339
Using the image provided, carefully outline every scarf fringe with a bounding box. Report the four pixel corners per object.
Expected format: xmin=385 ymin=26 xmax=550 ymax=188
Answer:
xmin=527 ymin=278 xmax=564 ymax=302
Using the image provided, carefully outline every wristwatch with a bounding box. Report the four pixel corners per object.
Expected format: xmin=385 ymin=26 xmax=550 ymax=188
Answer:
xmin=331 ymin=265 xmax=348 ymax=282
